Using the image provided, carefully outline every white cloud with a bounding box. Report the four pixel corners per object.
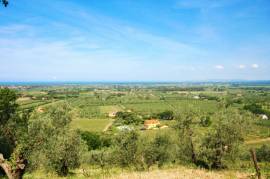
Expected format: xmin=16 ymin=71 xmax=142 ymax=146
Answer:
xmin=251 ymin=64 xmax=259 ymax=69
xmin=238 ymin=64 xmax=246 ymax=69
xmin=215 ymin=65 xmax=224 ymax=69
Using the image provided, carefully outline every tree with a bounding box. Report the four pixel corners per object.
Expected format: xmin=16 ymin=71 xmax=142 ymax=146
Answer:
xmin=256 ymin=144 xmax=270 ymax=162
xmin=244 ymin=103 xmax=265 ymax=115
xmin=142 ymin=134 xmax=172 ymax=170
xmin=27 ymin=104 xmax=86 ymax=176
xmin=0 ymin=89 xmax=85 ymax=179
xmin=199 ymin=110 xmax=250 ymax=169
xmin=2 ymin=0 xmax=8 ymax=7
xmin=0 ymin=88 xmax=28 ymax=179
xmin=174 ymin=112 xmax=198 ymax=164
xmin=80 ymin=131 xmax=111 ymax=151
xmin=44 ymin=131 xmax=84 ymax=176
xmin=115 ymin=111 xmax=142 ymax=125
xmin=0 ymin=88 xmax=18 ymax=125
xmin=114 ymin=131 xmax=139 ymax=168
xmin=158 ymin=110 xmax=174 ymax=120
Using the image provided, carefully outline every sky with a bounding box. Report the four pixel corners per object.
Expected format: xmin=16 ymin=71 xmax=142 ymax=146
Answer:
xmin=0 ymin=0 xmax=270 ymax=82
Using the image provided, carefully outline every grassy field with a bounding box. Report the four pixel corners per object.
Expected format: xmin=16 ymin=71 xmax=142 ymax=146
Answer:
xmin=70 ymin=118 xmax=113 ymax=132
xmin=23 ymin=165 xmax=251 ymax=179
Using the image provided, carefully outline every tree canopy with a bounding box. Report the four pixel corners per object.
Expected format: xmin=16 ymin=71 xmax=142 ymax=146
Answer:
xmin=2 ymin=0 xmax=8 ymax=7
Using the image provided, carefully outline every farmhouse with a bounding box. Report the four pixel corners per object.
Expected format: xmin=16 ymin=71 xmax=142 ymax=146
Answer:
xmin=108 ymin=111 xmax=117 ymax=118
xmin=37 ymin=107 xmax=44 ymax=113
xmin=144 ymin=119 xmax=160 ymax=129
xmin=193 ymin=95 xmax=200 ymax=99
xmin=261 ymin=114 xmax=269 ymax=120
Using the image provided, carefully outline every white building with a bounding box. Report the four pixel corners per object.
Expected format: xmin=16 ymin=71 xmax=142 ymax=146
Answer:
xmin=261 ymin=114 xmax=269 ymax=120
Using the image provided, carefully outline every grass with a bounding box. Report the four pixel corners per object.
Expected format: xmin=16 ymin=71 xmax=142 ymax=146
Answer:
xmin=123 ymin=99 xmax=219 ymax=115
xmin=70 ymin=118 xmax=113 ymax=132
xmin=99 ymin=105 xmax=123 ymax=114
xmin=23 ymin=165 xmax=251 ymax=179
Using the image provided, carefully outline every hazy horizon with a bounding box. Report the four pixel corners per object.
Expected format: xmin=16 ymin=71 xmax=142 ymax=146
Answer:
xmin=1 ymin=0 xmax=270 ymax=81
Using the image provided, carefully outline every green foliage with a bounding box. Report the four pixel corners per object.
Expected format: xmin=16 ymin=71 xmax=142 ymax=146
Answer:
xmin=174 ymin=112 xmax=198 ymax=164
xmin=80 ymin=131 xmax=111 ymax=151
xmin=0 ymin=88 xmax=29 ymax=159
xmin=26 ymin=104 xmax=86 ymax=176
xmin=44 ymin=131 xmax=85 ymax=176
xmin=200 ymin=116 xmax=212 ymax=127
xmin=158 ymin=110 xmax=174 ymax=120
xmin=115 ymin=111 xmax=142 ymax=125
xmin=114 ymin=130 xmax=139 ymax=167
xmin=244 ymin=103 xmax=265 ymax=115
xmin=142 ymin=134 xmax=172 ymax=169
xmin=199 ymin=110 xmax=249 ymax=169
xmin=0 ymin=88 xmax=18 ymax=125
xmin=256 ymin=144 xmax=270 ymax=162
xmin=88 ymin=148 xmax=115 ymax=170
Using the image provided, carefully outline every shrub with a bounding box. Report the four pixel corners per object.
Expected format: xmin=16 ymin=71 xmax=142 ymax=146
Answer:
xmin=200 ymin=116 xmax=212 ymax=127
xmin=115 ymin=112 xmax=142 ymax=125
xmin=113 ymin=131 xmax=139 ymax=168
xmin=142 ymin=134 xmax=172 ymax=169
xmin=199 ymin=110 xmax=249 ymax=169
xmin=256 ymin=144 xmax=270 ymax=162
xmin=158 ymin=110 xmax=174 ymax=120
xmin=244 ymin=103 xmax=265 ymax=115
xmin=80 ymin=131 xmax=111 ymax=151
xmin=44 ymin=131 xmax=86 ymax=176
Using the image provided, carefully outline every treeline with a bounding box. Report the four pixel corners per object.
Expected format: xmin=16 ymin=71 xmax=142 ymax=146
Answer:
xmin=155 ymin=87 xmax=206 ymax=92
xmin=244 ymin=103 xmax=270 ymax=118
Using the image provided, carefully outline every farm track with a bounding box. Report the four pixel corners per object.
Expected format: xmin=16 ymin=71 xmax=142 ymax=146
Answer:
xmin=103 ymin=119 xmax=114 ymax=132
xmin=246 ymin=137 xmax=270 ymax=145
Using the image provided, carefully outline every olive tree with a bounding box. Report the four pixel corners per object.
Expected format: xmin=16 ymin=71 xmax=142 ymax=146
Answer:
xmin=199 ymin=109 xmax=251 ymax=169
xmin=174 ymin=111 xmax=198 ymax=164
xmin=0 ymin=88 xmax=86 ymax=179
xmin=0 ymin=88 xmax=28 ymax=179
xmin=141 ymin=134 xmax=172 ymax=170
xmin=27 ymin=104 xmax=86 ymax=176
xmin=113 ymin=130 xmax=139 ymax=168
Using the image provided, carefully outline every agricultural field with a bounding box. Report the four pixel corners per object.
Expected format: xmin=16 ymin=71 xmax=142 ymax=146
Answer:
xmin=13 ymin=83 xmax=270 ymax=145
xmin=1 ymin=83 xmax=270 ymax=178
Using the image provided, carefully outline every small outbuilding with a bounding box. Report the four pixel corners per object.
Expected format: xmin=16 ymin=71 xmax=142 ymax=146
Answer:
xmin=108 ymin=111 xmax=117 ymax=118
xmin=193 ymin=96 xmax=200 ymax=99
xmin=144 ymin=119 xmax=160 ymax=130
xmin=261 ymin=114 xmax=269 ymax=120
xmin=37 ymin=107 xmax=44 ymax=113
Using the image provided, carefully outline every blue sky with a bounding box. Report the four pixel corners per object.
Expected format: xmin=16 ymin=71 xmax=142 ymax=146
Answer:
xmin=0 ymin=0 xmax=269 ymax=81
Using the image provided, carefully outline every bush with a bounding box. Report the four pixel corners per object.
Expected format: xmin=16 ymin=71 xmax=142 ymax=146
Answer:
xmin=114 ymin=131 xmax=139 ymax=168
xmin=158 ymin=110 xmax=174 ymax=120
xmin=80 ymin=131 xmax=111 ymax=151
xmin=88 ymin=148 xmax=116 ymax=169
xmin=244 ymin=103 xmax=265 ymax=115
xmin=200 ymin=116 xmax=212 ymax=127
xmin=199 ymin=110 xmax=248 ymax=169
xmin=142 ymin=134 xmax=172 ymax=169
xmin=44 ymin=131 xmax=86 ymax=176
xmin=115 ymin=112 xmax=142 ymax=125
xmin=256 ymin=144 xmax=270 ymax=162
